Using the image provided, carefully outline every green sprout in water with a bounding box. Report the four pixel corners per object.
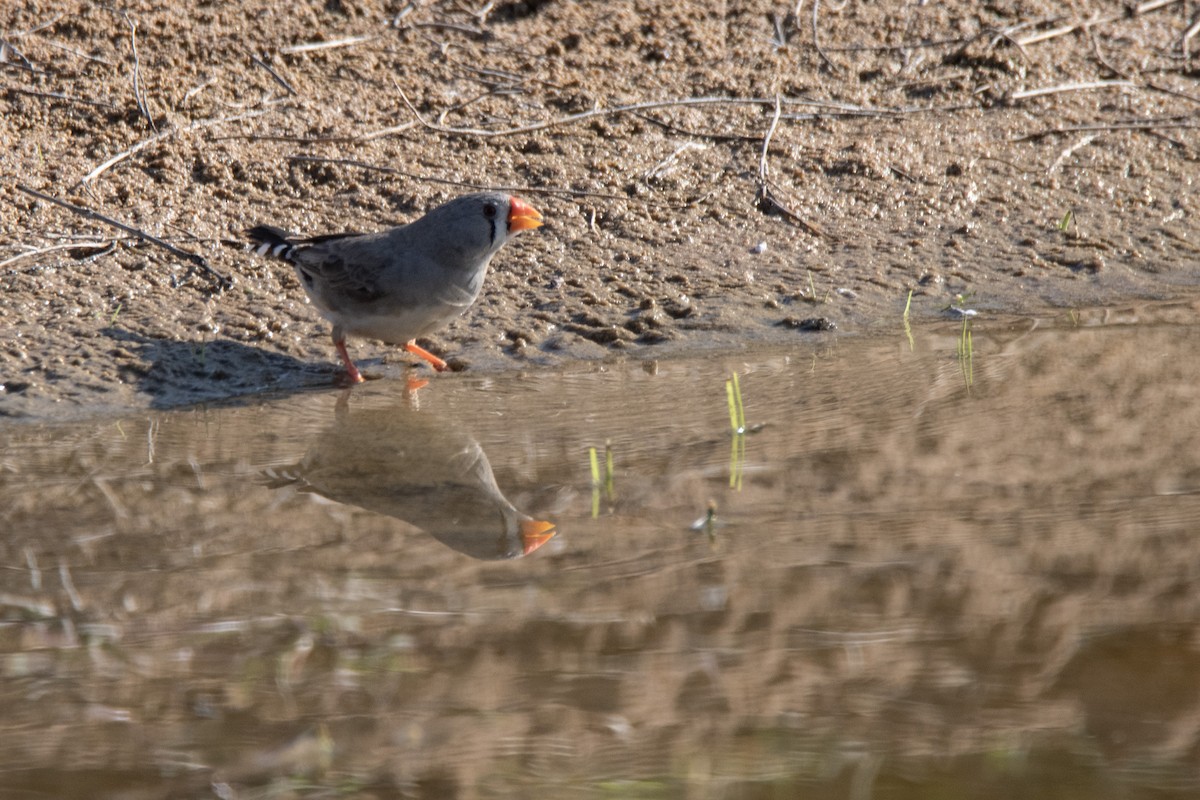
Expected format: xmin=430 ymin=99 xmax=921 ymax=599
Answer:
xmin=726 ymin=372 xmax=747 ymax=490
xmin=726 ymin=372 xmax=746 ymax=435
xmin=588 ymin=440 xmax=615 ymax=518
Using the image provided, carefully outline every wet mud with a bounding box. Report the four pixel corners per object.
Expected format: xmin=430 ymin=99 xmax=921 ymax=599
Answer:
xmin=2 ymin=1 xmax=1199 ymax=418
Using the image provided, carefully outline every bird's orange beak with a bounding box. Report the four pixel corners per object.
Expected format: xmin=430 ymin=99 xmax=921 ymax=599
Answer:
xmin=508 ymin=196 xmax=544 ymax=232
xmin=520 ymin=519 xmax=556 ymax=555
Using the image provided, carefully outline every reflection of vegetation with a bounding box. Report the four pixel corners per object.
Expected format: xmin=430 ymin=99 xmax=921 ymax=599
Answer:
xmin=957 ymin=316 xmax=974 ymax=391
xmin=727 ymin=372 xmax=746 ymax=490
xmin=589 ymin=440 xmax=614 ymax=518
xmin=902 ymin=289 xmax=914 ymax=351
xmin=690 ymin=499 xmax=719 ymax=543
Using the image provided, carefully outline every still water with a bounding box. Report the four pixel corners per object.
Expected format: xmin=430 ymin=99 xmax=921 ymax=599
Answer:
xmin=3 ymin=303 xmax=1200 ymax=799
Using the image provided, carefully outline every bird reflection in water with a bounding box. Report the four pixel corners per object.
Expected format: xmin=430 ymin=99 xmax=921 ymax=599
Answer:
xmin=267 ymin=393 xmax=556 ymax=559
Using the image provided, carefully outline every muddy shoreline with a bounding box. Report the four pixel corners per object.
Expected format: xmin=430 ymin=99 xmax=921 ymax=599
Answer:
xmin=3 ymin=1 xmax=1198 ymax=420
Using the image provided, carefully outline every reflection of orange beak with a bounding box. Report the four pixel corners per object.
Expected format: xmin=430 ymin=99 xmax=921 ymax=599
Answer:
xmin=520 ymin=519 xmax=556 ymax=555
xmin=508 ymin=196 xmax=544 ymax=232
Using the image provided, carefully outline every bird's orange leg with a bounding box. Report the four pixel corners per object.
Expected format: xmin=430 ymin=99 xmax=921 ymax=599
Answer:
xmin=404 ymin=340 xmax=448 ymax=372
xmin=334 ymin=338 xmax=365 ymax=384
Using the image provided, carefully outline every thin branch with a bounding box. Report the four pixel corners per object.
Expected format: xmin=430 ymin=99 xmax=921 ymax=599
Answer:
xmin=121 ymin=12 xmax=156 ymax=132
xmin=210 ymin=120 xmax=417 ymax=145
xmin=394 ymin=86 xmax=915 ymax=137
xmin=1008 ymin=80 xmax=1135 ymax=102
xmin=6 ymin=86 xmax=118 ymax=110
xmin=279 ymin=35 xmax=377 ymax=55
xmin=7 ymin=13 xmax=64 ymax=38
xmin=37 ymin=38 xmax=114 ymax=65
xmin=248 ymin=50 xmax=297 ymax=96
xmin=1014 ymin=0 xmax=1182 ymax=47
xmin=15 ymin=185 xmax=232 ymax=290
xmin=287 ymin=155 xmax=632 ymax=201
xmin=806 ymin=0 xmax=842 ymax=72
xmin=1183 ymin=12 xmax=1200 ymax=57
xmin=396 ymin=21 xmax=488 ymax=39
xmin=633 ymin=111 xmax=762 ymax=142
xmin=0 ymin=39 xmax=40 ymax=73
xmin=758 ymin=94 xmax=783 ymax=185
xmin=1013 ymin=119 xmax=1199 ymax=142
xmin=77 ymin=107 xmax=273 ymax=185
xmin=753 ymin=94 xmax=824 ymax=236
xmin=1048 ymin=133 xmax=1098 ymax=172
xmin=0 ymin=240 xmax=113 ymax=270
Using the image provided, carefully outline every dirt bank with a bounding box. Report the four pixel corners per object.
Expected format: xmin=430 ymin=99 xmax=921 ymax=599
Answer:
xmin=2 ymin=0 xmax=1198 ymax=418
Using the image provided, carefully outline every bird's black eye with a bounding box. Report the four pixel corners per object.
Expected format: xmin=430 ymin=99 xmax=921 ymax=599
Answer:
xmin=482 ymin=202 xmax=498 ymax=219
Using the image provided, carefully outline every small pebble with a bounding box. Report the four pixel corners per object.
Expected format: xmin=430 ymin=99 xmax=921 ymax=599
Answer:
xmin=750 ymin=241 xmax=768 ymax=254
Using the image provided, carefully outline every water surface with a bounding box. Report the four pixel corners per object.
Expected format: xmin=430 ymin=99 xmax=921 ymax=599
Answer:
xmin=3 ymin=302 xmax=1200 ymax=798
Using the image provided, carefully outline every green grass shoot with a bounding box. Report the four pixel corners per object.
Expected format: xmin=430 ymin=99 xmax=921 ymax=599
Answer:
xmin=726 ymin=373 xmax=746 ymax=435
xmin=110 ymin=303 xmax=122 ymax=325
xmin=589 ymin=443 xmax=615 ymax=517
xmin=1058 ymin=209 xmax=1073 ymax=232
xmin=589 ymin=447 xmax=600 ymax=486
xmin=589 ymin=446 xmax=601 ymax=518
xmin=726 ymin=372 xmax=747 ymax=489
xmin=957 ymin=316 xmax=974 ymax=390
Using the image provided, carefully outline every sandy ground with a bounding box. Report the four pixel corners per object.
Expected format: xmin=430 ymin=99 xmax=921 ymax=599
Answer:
xmin=2 ymin=0 xmax=1199 ymax=418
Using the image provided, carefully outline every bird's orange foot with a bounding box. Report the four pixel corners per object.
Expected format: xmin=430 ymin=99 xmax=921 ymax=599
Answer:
xmin=404 ymin=340 xmax=448 ymax=372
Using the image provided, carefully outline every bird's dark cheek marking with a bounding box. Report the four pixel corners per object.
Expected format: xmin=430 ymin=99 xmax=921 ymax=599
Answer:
xmin=299 ymin=269 xmax=315 ymax=287
xmin=490 ymin=218 xmax=498 ymax=244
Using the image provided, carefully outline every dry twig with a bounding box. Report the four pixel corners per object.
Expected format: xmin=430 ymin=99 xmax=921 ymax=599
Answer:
xmin=286 ymin=155 xmax=631 ymax=201
xmin=1013 ymin=118 xmax=1200 ymax=142
xmin=0 ymin=241 xmax=114 ymax=270
xmin=1048 ymin=134 xmax=1099 ymax=172
xmin=800 ymin=0 xmax=845 ymax=72
xmin=1008 ymin=80 xmax=1135 ymax=102
xmin=6 ymin=87 xmax=118 ymax=110
xmin=248 ymin=51 xmax=297 ymax=96
xmin=121 ymin=12 xmax=156 ymax=131
xmin=280 ymin=35 xmax=377 ymax=55
xmin=754 ymin=95 xmax=824 ymax=236
xmin=14 ymin=185 xmax=232 ymax=290
xmin=395 ymin=86 xmax=919 ymax=137
xmin=77 ymin=107 xmax=273 ymax=185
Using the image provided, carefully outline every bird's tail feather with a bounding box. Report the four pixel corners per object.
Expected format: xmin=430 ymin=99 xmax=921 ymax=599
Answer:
xmin=245 ymin=225 xmax=297 ymax=261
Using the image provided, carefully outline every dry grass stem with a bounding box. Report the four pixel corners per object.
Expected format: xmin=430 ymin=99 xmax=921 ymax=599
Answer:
xmin=286 ymin=155 xmax=631 ymax=201
xmin=78 ymin=108 xmax=273 ymax=185
xmin=15 ymin=185 xmax=232 ymax=290
xmin=0 ymin=241 xmax=114 ymax=270
xmin=122 ymin=12 xmax=156 ymax=132
xmin=248 ymin=51 xmax=297 ymax=96
xmin=6 ymin=87 xmax=118 ymax=110
xmin=1009 ymin=80 xmax=1136 ymax=102
xmin=1013 ymin=118 xmax=1199 ymax=142
xmin=279 ymin=35 xmax=377 ymax=55
xmin=1048 ymin=133 xmax=1099 ymax=172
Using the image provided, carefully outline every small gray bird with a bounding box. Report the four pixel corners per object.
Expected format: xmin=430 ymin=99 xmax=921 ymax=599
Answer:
xmin=247 ymin=192 xmax=543 ymax=383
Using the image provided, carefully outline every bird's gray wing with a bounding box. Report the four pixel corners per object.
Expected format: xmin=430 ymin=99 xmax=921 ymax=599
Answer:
xmin=290 ymin=232 xmax=393 ymax=305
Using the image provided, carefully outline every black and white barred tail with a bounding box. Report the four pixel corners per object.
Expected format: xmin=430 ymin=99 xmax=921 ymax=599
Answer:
xmin=246 ymin=225 xmax=299 ymax=262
